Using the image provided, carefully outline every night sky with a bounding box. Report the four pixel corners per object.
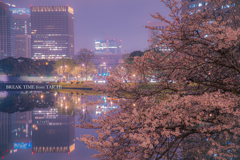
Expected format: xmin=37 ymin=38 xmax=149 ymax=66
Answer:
xmin=2 ymin=0 xmax=170 ymax=54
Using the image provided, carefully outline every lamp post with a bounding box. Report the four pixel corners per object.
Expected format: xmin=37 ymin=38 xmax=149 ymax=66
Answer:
xmin=64 ymin=65 xmax=67 ymax=81
xmin=60 ymin=66 xmax=63 ymax=82
xmin=82 ymin=64 xmax=85 ymax=81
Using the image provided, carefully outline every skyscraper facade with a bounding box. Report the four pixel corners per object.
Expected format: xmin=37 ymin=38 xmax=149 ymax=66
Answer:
xmin=31 ymin=6 xmax=74 ymax=60
xmin=95 ymin=39 xmax=122 ymax=54
xmin=10 ymin=8 xmax=31 ymax=58
xmin=182 ymin=0 xmax=207 ymax=14
xmin=147 ymin=22 xmax=170 ymax=52
xmin=0 ymin=2 xmax=15 ymax=59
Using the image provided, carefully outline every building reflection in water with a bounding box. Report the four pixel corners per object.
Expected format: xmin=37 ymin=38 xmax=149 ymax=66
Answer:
xmin=95 ymin=96 xmax=119 ymax=115
xmin=32 ymin=107 xmax=75 ymax=153
xmin=14 ymin=111 xmax=33 ymax=150
xmin=0 ymin=112 xmax=16 ymax=158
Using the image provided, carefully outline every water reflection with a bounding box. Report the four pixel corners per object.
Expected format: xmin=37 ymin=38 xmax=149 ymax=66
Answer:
xmin=32 ymin=108 xmax=75 ymax=153
xmin=0 ymin=91 xmax=117 ymax=159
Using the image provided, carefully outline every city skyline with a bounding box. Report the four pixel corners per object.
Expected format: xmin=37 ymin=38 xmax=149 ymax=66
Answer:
xmin=1 ymin=0 xmax=170 ymax=54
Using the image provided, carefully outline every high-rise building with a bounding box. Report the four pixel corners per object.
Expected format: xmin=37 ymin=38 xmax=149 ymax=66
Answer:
xmin=0 ymin=112 xmax=17 ymax=158
xmin=182 ymin=0 xmax=206 ymax=14
xmin=0 ymin=2 xmax=16 ymax=59
xmin=147 ymin=22 xmax=170 ymax=52
xmin=9 ymin=8 xmax=31 ymax=35
xmin=30 ymin=6 xmax=74 ymax=60
xmin=95 ymin=38 xmax=122 ymax=54
xmin=9 ymin=8 xmax=31 ymax=58
xmin=182 ymin=0 xmax=235 ymax=15
xmin=32 ymin=107 xmax=75 ymax=153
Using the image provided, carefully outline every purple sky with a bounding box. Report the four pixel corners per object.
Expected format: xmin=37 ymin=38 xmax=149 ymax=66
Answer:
xmin=2 ymin=0 xmax=170 ymax=54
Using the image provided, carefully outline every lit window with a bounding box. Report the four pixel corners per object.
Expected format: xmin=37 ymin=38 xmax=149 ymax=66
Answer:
xmin=189 ymin=11 xmax=194 ymax=14
xmin=189 ymin=4 xmax=196 ymax=8
xmin=198 ymin=2 xmax=202 ymax=7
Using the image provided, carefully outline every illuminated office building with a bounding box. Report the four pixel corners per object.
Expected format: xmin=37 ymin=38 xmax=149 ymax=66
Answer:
xmin=9 ymin=8 xmax=31 ymax=58
xmin=14 ymin=111 xmax=32 ymax=146
xmin=95 ymin=39 xmax=122 ymax=54
xmin=182 ymin=0 xmax=207 ymax=14
xmin=0 ymin=112 xmax=17 ymax=158
xmin=0 ymin=2 xmax=16 ymax=59
xmin=31 ymin=6 xmax=74 ymax=60
xmin=32 ymin=108 xmax=75 ymax=153
xmin=147 ymin=22 xmax=170 ymax=52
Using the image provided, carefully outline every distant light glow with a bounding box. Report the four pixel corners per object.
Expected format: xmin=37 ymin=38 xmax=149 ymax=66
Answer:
xmin=9 ymin=8 xmax=30 ymax=14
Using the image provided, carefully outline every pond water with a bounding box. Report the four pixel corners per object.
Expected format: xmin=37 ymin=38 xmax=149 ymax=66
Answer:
xmin=0 ymin=91 xmax=117 ymax=160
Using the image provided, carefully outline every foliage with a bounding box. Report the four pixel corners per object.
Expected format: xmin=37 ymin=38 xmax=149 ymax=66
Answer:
xmin=77 ymin=0 xmax=240 ymax=159
xmin=124 ymin=50 xmax=144 ymax=64
xmin=52 ymin=58 xmax=77 ymax=78
xmin=0 ymin=57 xmax=55 ymax=76
xmin=77 ymin=48 xmax=95 ymax=81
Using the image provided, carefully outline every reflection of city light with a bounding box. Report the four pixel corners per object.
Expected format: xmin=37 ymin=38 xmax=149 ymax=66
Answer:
xmin=61 ymin=103 xmax=63 ymax=107
xmin=83 ymin=109 xmax=85 ymax=112
xmin=63 ymin=97 xmax=66 ymax=100
xmin=41 ymin=95 xmax=44 ymax=98
xmin=133 ymin=104 xmax=135 ymax=106
xmin=65 ymin=106 xmax=67 ymax=109
xmin=78 ymin=98 xmax=80 ymax=101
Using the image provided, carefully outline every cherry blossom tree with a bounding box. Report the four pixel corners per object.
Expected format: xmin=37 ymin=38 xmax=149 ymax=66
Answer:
xmin=76 ymin=0 xmax=240 ymax=159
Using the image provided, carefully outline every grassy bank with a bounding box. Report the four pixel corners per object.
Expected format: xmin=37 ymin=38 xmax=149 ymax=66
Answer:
xmin=51 ymin=82 xmax=93 ymax=89
xmin=55 ymin=89 xmax=100 ymax=95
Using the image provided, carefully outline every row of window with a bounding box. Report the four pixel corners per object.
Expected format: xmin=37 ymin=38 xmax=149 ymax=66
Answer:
xmin=155 ymin=26 xmax=167 ymax=29
xmin=189 ymin=2 xmax=235 ymax=9
xmin=189 ymin=3 xmax=235 ymax=14
xmin=189 ymin=2 xmax=207 ymax=8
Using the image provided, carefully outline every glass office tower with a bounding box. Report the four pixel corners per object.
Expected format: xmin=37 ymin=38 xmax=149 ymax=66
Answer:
xmin=31 ymin=6 xmax=74 ymax=60
xmin=0 ymin=2 xmax=16 ymax=59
